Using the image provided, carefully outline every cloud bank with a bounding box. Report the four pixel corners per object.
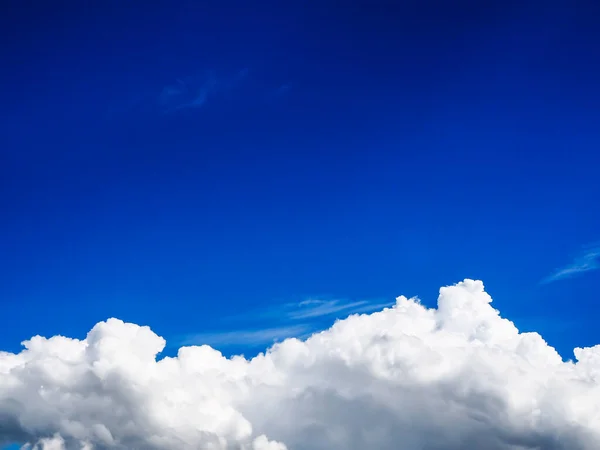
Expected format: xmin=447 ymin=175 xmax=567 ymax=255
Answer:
xmin=2 ymin=280 xmax=600 ymax=449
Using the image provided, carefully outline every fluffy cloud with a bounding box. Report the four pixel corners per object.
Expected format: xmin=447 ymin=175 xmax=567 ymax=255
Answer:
xmin=2 ymin=280 xmax=600 ymax=449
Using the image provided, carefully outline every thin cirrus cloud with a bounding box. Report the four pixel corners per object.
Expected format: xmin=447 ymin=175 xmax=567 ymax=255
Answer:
xmin=542 ymin=243 xmax=600 ymax=284
xmin=176 ymin=297 xmax=394 ymax=349
xmin=179 ymin=324 xmax=312 ymax=348
xmin=158 ymin=68 xmax=249 ymax=113
xmin=288 ymin=298 xmax=393 ymax=320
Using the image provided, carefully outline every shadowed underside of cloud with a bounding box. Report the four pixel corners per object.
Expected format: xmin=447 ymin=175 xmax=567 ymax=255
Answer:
xmin=542 ymin=243 xmax=600 ymax=284
xmin=2 ymin=280 xmax=600 ymax=449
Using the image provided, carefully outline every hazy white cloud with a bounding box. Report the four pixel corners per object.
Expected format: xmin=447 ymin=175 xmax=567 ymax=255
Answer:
xmin=230 ymin=297 xmax=393 ymax=322
xmin=288 ymin=298 xmax=392 ymax=320
xmin=176 ymin=297 xmax=391 ymax=351
xmin=2 ymin=280 xmax=600 ymax=449
xmin=542 ymin=243 xmax=600 ymax=283
xmin=179 ymin=324 xmax=311 ymax=348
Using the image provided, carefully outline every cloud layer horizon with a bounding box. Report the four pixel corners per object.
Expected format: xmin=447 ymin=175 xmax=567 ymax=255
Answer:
xmin=2 ymin=280 xmax=600 ymax=449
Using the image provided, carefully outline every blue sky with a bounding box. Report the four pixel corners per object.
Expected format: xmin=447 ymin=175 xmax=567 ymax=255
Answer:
xmin=1 ymin=0 xmax=599 ymax=365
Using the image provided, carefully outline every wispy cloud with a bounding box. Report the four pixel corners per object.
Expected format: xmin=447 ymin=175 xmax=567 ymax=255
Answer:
xmin=159 ymin=68 xmax=248 ymax=113
xmin=177 ymin=324 xmax=311 ymax=348
xmin=174 ymin=296 xmax=393 ymax=350
xmin=265 ymin=82 xmax=292 ymax=103
xmin=541 ymin=243 xmax=600 ymax=284
xmin=288 ymin=298 xmax=392 ymax=320
xmin=223 ymin=297 xmax=394 ymax=323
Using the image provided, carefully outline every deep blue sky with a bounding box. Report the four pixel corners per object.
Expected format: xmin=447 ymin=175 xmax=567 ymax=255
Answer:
xmin=1 ymin=0 xmax=599 ymax=359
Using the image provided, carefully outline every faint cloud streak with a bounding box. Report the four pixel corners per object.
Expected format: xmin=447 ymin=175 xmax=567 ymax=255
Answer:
xmin=289 ymin=299 xmax=392 ymax=320
xmin=159 ymin=68 xmax=248 ymax=114
xmin=174 ymin=296 xmax=393 ymax=351
xmin=178 ymin=324 xmax=311 ymax=348
xmin=541 ymin=243 xmax=600 ymax=284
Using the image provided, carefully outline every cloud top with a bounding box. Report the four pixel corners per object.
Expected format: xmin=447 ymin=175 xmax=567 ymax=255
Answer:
xmin=2 ymin=280 xmax=600 ymax=449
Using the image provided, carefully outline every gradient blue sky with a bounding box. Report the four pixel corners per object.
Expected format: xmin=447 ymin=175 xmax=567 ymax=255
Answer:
xmin=1 ymin=0 xmax=599 ymax=363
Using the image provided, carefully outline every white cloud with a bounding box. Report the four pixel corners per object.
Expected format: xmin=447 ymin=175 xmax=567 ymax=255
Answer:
xmin=229 ymin=297 xmax=393 ymax=322
xmin=2 ymin=280 xmax=600 ymax=449
xmin=542 ymin=243 xmax=600 ymax=283
xmin=174 ymin=297 xmax=392 ymax=351
xmin=179 ymin=325 xmax=312 ymax=348
xmin=288 ymin=298 xmax=392 ymax=320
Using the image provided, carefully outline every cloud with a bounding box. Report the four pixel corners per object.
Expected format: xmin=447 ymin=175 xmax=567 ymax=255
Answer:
xmin=159 ymin=74 xmax=218 ymax=112
xmin=179 ymin=325 xmax=312 ymax=348
xmin=542 ymin=243 xmax=600 ymax=283
xmin=2 ymin=280 xmax=600 ymax=449
xmin=229 ymin=297 xmax=394 ymax=322
xmin=173 ymin=297 xmax=392 ymax=352
xmin=158 ymin=69 xmax=248 ymax=113
xmin=287 ymin=298 xmax=392 ymax=320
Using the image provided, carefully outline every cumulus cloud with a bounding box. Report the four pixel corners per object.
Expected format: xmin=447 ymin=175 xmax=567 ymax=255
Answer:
xmin=2 ymin=280 xmax=600 ymax=449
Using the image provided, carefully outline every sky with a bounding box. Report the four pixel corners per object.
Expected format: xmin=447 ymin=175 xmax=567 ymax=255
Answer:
xmin=1 ymin=1 xmax=600 ymax=447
